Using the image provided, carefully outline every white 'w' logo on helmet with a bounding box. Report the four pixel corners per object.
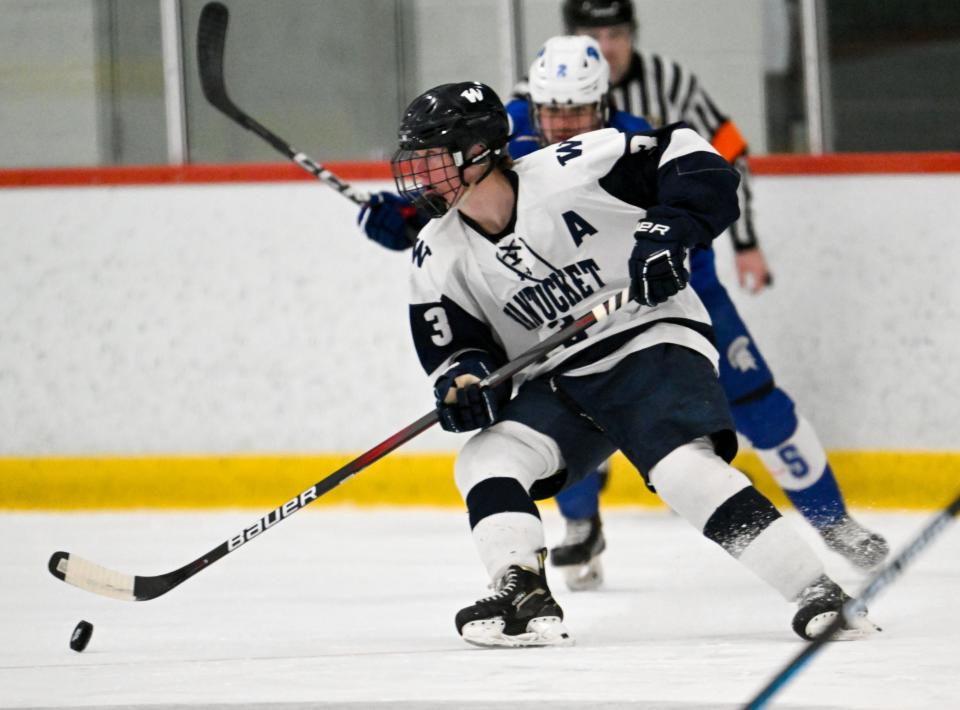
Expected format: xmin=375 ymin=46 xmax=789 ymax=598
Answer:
xmin=460 ymin=87 xmax=484 ymax=103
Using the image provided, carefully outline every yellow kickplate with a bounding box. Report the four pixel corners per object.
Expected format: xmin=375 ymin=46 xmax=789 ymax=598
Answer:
xmin=1 ymin=450 xmax=957 ymax=510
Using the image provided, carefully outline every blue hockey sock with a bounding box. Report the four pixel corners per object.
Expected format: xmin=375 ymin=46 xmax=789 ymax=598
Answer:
xmin=779 ymin=463 xmax=847 ymax=529
xmin=754 ymin=416 xmax=849 ymax=530
xmin=555 ymin=469 xmax=601 ymax=520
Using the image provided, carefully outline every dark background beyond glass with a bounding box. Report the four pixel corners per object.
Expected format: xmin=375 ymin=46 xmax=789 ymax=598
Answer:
xmin=826 ymin=0 xmax=960 ymax=151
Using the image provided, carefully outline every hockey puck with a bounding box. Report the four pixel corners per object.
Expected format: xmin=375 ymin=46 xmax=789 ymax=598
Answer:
xmin=70 ymin=620 xmax=93 ymax=652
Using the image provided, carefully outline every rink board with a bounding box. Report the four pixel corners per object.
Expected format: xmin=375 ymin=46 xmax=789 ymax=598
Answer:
xmin=4 ymin=159 xmax=960 ymax=514
xmin=1 ymin=450 xmax=956 ymax=510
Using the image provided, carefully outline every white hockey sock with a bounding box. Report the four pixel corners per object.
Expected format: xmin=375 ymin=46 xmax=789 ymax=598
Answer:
xmin=472 ymin=512 xmax=545 ymax=580
xmin=738 ymin=517 xmax=825 ymax=600
xmin=649 ymin=437 xmax=751 ymax=530
xmin=650 ymin=437 xmax=824 ymax=601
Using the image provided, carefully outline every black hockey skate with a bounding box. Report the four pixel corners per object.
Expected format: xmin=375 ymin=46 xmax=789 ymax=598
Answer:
xmin=455 ymin=552 xmax=573 ymax=648
xmin=792 ymin=575 xmax=880 ymax=640
xmin=820 ymin=516 xmax=890 ymax=570
xmin=550 ymin=514 xmax=605 ymax=591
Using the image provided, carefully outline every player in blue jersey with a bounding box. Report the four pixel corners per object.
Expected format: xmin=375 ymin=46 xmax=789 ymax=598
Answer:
xmin=508 ymin=34 xmax=888 ymax=588
xmin=358 ymin=33 xmax=888 ymax=592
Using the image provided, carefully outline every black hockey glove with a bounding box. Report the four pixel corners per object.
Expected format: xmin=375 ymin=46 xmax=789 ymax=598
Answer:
xmin=433 ymin=353 xmax=510 ymax=433
xmin=629 ymin=220 xmax=690 ymax=307
xmin=357 ymin=191 xmax=428 ymax=251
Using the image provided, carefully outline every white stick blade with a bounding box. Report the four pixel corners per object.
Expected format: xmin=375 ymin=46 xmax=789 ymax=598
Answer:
xmin=54 ymin=553 xmax=136 ymax=601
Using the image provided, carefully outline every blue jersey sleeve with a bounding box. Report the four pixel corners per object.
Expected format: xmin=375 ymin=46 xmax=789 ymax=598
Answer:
xmin=505 ymin=98 xmax=541 ymax=159
xmin=507 ymin=103 xmax=654 ymax=160
xmin=609 ymin=110 xmax=652 ymax=133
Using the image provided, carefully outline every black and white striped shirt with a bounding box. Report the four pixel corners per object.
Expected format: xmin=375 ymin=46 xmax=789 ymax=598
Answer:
xmin=610 ymin=51 xmax=758 ymax=251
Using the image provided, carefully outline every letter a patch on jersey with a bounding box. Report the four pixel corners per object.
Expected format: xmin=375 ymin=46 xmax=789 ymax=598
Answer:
xmin=562 ymin=210 xmax=598 ymax=247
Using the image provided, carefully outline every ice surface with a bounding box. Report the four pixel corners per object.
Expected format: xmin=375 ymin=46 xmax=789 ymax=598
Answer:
xmin=1 ymin=508 xmax=957 ymax=709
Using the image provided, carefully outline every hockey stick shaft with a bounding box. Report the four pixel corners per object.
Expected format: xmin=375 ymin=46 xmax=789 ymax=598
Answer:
xmin=742 ymin=490 xmax=960 ymax=710
xmin=196 ymin=2 xmax=370 ymax=205
xmin=49 ymin=289 xmax=631 ymax=601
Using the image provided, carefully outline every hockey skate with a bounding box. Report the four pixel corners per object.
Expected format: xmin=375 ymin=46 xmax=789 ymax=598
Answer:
xmin=550 ymin=514 xmax=606 ymax=591
xmin=820 ymin=515 xmax=890 ymax=570
xmin=792 ymin=575 xmax=880 ymax=641
xmin=455 ymin=552 xmax=573 ymax=648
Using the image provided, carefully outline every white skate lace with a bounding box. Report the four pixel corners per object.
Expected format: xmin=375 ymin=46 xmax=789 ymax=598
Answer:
xmin=479 ymin=568 xmax=519 ymax=603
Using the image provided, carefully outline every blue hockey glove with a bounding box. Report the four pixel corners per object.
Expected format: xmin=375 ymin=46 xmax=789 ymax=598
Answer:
xmin=357 ymin=191 xmax=428 ymax=251
xmin=433 ymin=354 xmax=510 ymax=433
xmin=629 ymin=220 xmax=690 ymax=306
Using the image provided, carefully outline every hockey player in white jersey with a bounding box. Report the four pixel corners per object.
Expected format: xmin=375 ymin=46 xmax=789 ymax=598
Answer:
xmin=391 ymin=81 xmax=875 ymax=647
xmin=362 ymin=24 xmax=888 ymax=589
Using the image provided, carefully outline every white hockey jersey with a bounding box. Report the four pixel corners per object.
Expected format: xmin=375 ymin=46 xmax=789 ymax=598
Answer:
xmin=408 ymin=124 xmax=740 ymax=387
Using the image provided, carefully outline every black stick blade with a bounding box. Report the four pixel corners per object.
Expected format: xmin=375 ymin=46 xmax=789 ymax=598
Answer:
xmin=197 ymin=2 xmax=239 ymax=117
xmin=48 ymin=551 xmax=68 ymax=581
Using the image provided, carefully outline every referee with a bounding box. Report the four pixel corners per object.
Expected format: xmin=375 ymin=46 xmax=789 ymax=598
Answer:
xmin=563 ymin=0 xmax=770 ymax=290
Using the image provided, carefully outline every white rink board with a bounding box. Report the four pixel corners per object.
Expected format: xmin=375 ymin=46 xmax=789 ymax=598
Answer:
xmin=1 ymin=174 xmax=959 ymax=455
xmin=1 ymin=509 xmax=958 ymax=709
xmin=712 ymin=173 xmax=960 ymax=451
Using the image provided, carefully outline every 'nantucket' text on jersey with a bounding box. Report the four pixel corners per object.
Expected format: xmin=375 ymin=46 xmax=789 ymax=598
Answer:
xmin=408 ymin=124 xmax=740 ymax=388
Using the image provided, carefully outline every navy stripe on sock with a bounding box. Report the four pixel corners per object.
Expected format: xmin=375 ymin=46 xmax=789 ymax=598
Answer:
xmin=728 ymin=379 xmax=776 ymax=407
xmin=466 ymin=477 xmax=540 ymax=529
xmin=703 ymin=486 xmax=782 ymax=557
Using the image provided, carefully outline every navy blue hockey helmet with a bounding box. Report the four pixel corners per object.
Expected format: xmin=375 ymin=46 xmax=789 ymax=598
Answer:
xmin=562 ymin=0 xmax=635 ymax=32
xmin=391 ymin=82 xmax=509 ymax=217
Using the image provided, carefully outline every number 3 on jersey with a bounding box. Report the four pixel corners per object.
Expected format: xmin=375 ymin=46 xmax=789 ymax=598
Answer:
xmin=424 ymin=306 xmax=453 ymax=345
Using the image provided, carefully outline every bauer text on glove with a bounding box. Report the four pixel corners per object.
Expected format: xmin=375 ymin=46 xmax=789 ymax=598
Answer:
xmin=629 ymin=220 xmax=690 ymax=306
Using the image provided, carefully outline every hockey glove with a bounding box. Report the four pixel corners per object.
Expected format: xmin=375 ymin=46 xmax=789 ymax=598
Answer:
xmin=434 ymin=353 xmax=510 ymax=433
xmin=629 ymin=220 xmax=690 ymax=307
xmin=357 ymin=191 xmax=428 ymax=251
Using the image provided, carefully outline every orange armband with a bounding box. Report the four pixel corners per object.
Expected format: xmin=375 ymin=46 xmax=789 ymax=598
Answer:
xmin=712 ymin=120 xmax=748 ymax=164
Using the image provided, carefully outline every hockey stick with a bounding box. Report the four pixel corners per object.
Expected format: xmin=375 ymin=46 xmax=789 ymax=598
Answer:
xmin=742 ymin=490 xmax=960 ymax=710
xmin=196 ymin=1 xmax=370 ymax=205
xmin=48 ymin=289 xmax=632 ymax=601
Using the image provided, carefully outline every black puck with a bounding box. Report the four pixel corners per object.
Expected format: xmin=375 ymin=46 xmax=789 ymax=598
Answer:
xmin=70 ymin=620 xmax=94 ymax=652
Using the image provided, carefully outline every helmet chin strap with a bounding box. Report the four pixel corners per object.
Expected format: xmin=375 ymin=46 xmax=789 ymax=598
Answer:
xmin=454 ymin=146 xmax=499 ymax=195
xmin=454 ymin=149 xmax=512 ymax=215
xmin=433 ymin=143 xmax=501 ymax=214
